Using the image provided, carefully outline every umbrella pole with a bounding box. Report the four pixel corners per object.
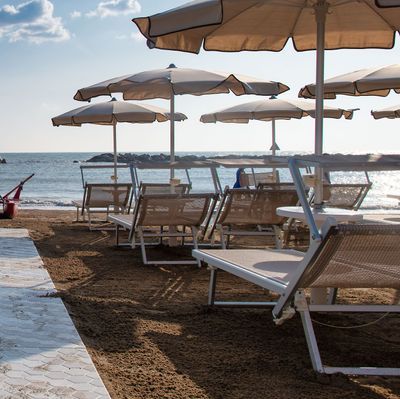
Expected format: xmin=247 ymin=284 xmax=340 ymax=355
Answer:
xmin=113 ymin=120 xmax=118 ymax=182
xmin=271 ymin=119 xmax=278 ymax=180
xmin=313 ymin=0 xmax=328 ymax=207
xmin=271 ymin=118 xmax=276 ymax=156
xmin=170 ymin=93 xmax=175 ymax=180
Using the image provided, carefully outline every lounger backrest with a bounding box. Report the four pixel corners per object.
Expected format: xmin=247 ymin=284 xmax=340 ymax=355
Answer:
xmin=139 ymin=182 xmax=191 ymax=195
xmin=134 ymin=193 xmax=216 ymax=227
xmin=85 ymin=183 xmax=132 ymax=208
xmin=272 ymin=223 xmax=400 ymax=319
xmin=217 ymin=188 xmax=299 ymax=226
xmin=240 ymin=171 xmax=279 ymax=187
xmin=298 ymin=224 xmax=400 ymax=289
xmin=257 ymin=182 xmax=296 ymax=190
xmin=322 ymin=183 xmax=372 ymax=210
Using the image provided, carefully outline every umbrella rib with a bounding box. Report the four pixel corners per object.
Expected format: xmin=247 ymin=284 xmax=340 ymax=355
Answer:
xmin=187 ymin=75 xmax=254 ymax=96
xmin=288 ymin=0 xmax=308 ymax=44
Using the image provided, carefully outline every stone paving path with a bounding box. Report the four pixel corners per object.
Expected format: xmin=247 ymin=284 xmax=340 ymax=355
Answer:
xmin=0 ymin=229 xmax=111 ymax=399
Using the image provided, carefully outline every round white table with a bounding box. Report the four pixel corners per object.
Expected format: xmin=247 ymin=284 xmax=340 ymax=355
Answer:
xmin=277 ymin=206 xmax=364 ymax=304
xmin=276 ymin=206 xmax=364 ymax=225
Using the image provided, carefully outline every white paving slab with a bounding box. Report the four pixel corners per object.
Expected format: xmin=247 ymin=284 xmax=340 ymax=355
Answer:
xmin=0 ymin=229 xmax=111 ymax=399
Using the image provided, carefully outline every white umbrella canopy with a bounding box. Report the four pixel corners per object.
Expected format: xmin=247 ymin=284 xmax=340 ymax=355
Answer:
xmin=371 ymin=104 xmax=400 ymax=119
xmin=300 ymin=64 xmax=400 ymax=99
xmin=133 ymin=1 xmax=400 ymax=53
xmin=200 ymin=97 xmax=356 ymax=154
xmin=74 ymin=63 xmax=289 ymax=177
xmin=74 ymin=64 xmax=289 ymax=101
xmin=132 ymin=0 xmax=400 ymax=204
xmin=52 ymin=98 xmax=187 ymax=181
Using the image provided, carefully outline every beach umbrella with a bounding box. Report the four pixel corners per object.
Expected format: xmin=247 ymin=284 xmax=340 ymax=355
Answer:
xmin=132 ymin=0 xmax=400 ymax=204
xmin=300 ymin=64 xmax=400 ymax=99
xmin=52 ymin=98 xmax=187 ymax=181
xmin=74 ymin=63 xmax=289 ymax=178
xmin=200 ymin=97 xmax=356 ymax=155
xmin=371 ymin=104 xmax=400 ymax=119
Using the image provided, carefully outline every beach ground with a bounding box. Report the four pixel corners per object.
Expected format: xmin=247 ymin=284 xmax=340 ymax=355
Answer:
xmin=2 ymin=209 xmax=400 ymax=399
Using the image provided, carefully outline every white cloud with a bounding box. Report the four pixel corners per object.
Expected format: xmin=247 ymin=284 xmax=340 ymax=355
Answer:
xmin=86 ymin=0 xmax=141 ymax=18
xmin=0 ymin=0 xmax=70 ymax=44
xmin=70 ymin=10 xmax=81 ymax=19
xmin=114 ymin=32 xmax=144 ymax=41
xmin=131 ymin=31 xmax=144 ymax=42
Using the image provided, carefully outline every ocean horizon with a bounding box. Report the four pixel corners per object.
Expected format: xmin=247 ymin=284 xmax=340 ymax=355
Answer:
xmin=1 ymin=151 xmax=399 ymax=212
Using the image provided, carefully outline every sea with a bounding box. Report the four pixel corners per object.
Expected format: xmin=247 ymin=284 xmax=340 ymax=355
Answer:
xmin=1 ymin=152 xmax=400 ymax=212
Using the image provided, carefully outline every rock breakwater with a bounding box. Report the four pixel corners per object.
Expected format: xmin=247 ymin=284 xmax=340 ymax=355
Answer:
xmin=86 ymin=153 xmax=268 ymax=163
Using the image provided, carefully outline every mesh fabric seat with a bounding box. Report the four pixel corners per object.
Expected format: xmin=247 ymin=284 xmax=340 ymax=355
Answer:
xmin=209 ymin=188 xmax=298 ymax=248
xmin=193 ymin=222 xmax=400 ymax=376
xmin=320 ymin=183 xmax=372 ymax=210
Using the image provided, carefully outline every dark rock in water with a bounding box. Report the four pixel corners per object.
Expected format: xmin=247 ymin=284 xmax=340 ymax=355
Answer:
xmin=87 ymin=153 xmax=115 ymax=163
xmin=73 ymin=160 xmax=80 ymax=163
xmin=85 ymin=153 xmax=268 ymax=164
xmin=0 ymin=158 xmax=6 ymax=164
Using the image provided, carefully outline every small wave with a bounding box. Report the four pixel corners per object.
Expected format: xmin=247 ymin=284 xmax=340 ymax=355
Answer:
xmin=20 ymin=198 xmax=75 ymax=207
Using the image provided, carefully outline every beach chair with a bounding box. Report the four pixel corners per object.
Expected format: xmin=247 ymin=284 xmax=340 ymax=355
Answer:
xmin=321 ymin=182 xmax=372 ymax=210
xmin=109 ymin=193 xmax=217 ymax=266
xmin=257 ymin=182 xmax=297 ymax=190
xmin=256 ymin=182 xmax=312 ymax=245
xmin=75 ymin=183 xmax=133 ymax=230
xmin=107 ymin=185 xmax=192 ymax=245
xmin=139 ymin=182 xmax=191 ymax=195
xmin=240 ymin=170 xmax=279 ymax=188
xmin=193 ymin=221 xmax=400 ymax=376
xmin=208 ymin=188 xmax=298 ymax=249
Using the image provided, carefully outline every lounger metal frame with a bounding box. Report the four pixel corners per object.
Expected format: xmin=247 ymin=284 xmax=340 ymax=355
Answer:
xmin=193 ymin=220 xmax=400 ymax=376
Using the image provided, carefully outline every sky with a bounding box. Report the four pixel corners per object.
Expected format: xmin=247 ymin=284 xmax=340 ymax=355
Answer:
xmin=2 ymin=0 xmax=400 ymax=154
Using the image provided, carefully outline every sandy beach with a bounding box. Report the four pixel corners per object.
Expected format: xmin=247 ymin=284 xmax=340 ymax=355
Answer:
xmin=2 ymin=209 xmax=400 ymax=399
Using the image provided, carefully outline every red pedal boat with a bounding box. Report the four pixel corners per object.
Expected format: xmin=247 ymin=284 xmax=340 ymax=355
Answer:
xmin=0 ymin=174 xmax=34 ymax=219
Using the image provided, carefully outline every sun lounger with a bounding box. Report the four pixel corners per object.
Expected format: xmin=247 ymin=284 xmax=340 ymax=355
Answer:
xmin=321 ymin=182 xmax=372 ymax=210
xmin=193 ymin=220 xmax=400 ymax=376
xmin=139 ymin=182 xmax=191 ymax=195
xmin=75 ymin=183 xmax=133 ymax=230
xmin=208 ymin=188 xmax=298 ymax=249
xmin=107 ymin=182 xmax=192 ymax=243
xmin=109 ymin=193 xmax=217 ymax=266
xmin=280 ymin=181 xmax=370 ymax=245
xmin=257 ymin=182 xmax=296 ymax=190
xmin=239 ymin=170 xmax=279 ymax=187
